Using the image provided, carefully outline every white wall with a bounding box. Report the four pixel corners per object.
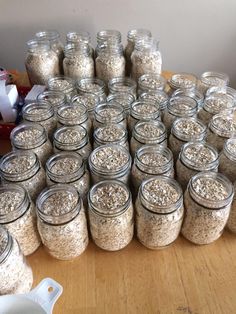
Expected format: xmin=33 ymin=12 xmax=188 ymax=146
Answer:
xmin=1 ymin=0 xmax=236 ymax=87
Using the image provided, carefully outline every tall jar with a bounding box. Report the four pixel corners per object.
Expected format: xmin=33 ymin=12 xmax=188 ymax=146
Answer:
xmin=172 ymin=88 xmax=204 ymax=110
xmin=72 ymin=93 xmax=100 ymax=122
xmin=136 ymin=176 xmax=184 ymax=249
xmin=47 ymin=76 xmax=77 ymax=101
xmin=63 ymin=43 xmax=94 ymax=80
xmin=0 ymin=151 xmax=46 ymax=201
xmin=0 ymin=227 xmax=33 ymax=295
xmin=176 ymin=142 xmax=219 ymax=190
xmin=169 ymin=117 xmax=207 ymax=160
xmin=22 ymin=100 xmax=57 ymax=140
xmin=197 ymin=71 xmax=229 ymax=95
xmin=130 ymin=120 xmax=167 ymax=157
xmin=138 ymin=73 xmax=167 ymax=96
xmin=108 ymin=77 xmax=137 ymax=98
xmin=0 ymin=184 xmax=41 ymax=256
xmin=36 ymin=184 xmax=88 ymax=260
xmin=182 ymin=172 xmax=234 ymax=245
xmin=66 ymin=31 xmax=94 ymax=58
xmin=131 ymin=145 xmax=174 ymax=193
xmin=131 ymin=38 xmax=162 ymax=81
xmin=96 ymin=29 xmax=122 ymax=56
xmin=219 ymin=138 xmax=236 ymax=182
xmin=76 ymin=77 xmax=106 ymax=103
xmin=37 ymin=90 xmax=67 ymax=111
xmin=227 ymin=182 xmax=236 ymax=233
xmin=89 ymin=144 xmax=132 ymax=184
xmin=88 ymin=180 xmax=134 ymax=251
xmin=107 ymin=93 xmax=135 ymax=116
xmin=53 ymin=125 xmax=92 ymax=160
xmin=168 ymin=73 xmax=197 ymax=96
xmin=25 ymin=39 xmax=60 ymax=85
xmin=11 ymin=123 xmax=53 ymax=166
xmin=139 ymin=91 xmax=169 ymax=118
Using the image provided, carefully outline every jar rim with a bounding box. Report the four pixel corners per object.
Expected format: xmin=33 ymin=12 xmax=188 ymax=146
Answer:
xmin=94 ymin=124 xmax=128 ymax=145
xmin=139 ymin=91 xmax=169 ymax=110
xmin=133 ymin=120 xmax=166 ymax=144
xmin=57 ymin=103 xmax=88 ymax=124
xmin=48 ymin=76 xmax=75 ymax=93
xmin=27 ymin=39 xmax=50 ymax=51
xmin=168 ymin=96 xmax=198 ymax=116
xmin=35 ymin=30 xmax=60 ymax=41
xmin=37 ymin=90 xmax=67 ymax=108
xmin=209 ymin=112 xmax=236 ymax=138
xmin=22 ymin=101 xmax=54 ymax=122
xmin=130 ymin=100 xmax=160 ymax=120
xmin=171 ymin=117 xmax=207 ymax=142
xmin=223 ymin=138 xmax=236 ymax=161
xmin=108 ymin=76 xmax=137 ymax=92
xmin=172 ymin=88 xmax=204 ymax=105
xmin=66 ymin=31 xmax=91 ymax=44
xmin=107 ymin=93 xmax=135 ymax=111
xmin=53 ymin=125 xmax=88 ymax=149
xmin=200 ymin=71 xmax=229 ymax=85
xmin=203 ymin=94 xmax=235 ymax=114
xmin=0 ymin=227 xmax=13 ymax=264
xmin=95 ymin=102 xmax=125 ymax=124
xmin=127 ymin=29 xmax=152 ymax=41
xmin=76 ymin=77 xmax=106 ymax=93
xmin=169 ymin=72 xmax=197 ymax=90
xmin=138 ymin=73 xmax=167 ymax=91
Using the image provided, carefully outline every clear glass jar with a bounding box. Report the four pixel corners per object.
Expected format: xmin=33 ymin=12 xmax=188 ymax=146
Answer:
xmin=136 ymin=176 xmax=184 ymax=249
xmin=72 ymin=93 xmax=100 ymax=122
xmin=138 ymin=73 xmax=167 ymax=95
xmin=0 ymin=227 xmax=33 ymax=295
xmin=172 ymin=88 xmax=204 ymax=110
xmin=206 ymin=86 xmax=236 ymax=104
xmin=227 ymin=182 xmax=236 ymax=233
xmin=0 ymin=184 xmax=41 ymax=256
xmin=131 ymin=38 xmax=162 ymax=81
xmin=176 ymin=142 xmax=219 ymax=190
xmin=22 ymin=100 xmax=57 ymax=139
xmin=63 ymin=43 xmax=94 ymax=79
xmin=94 ymin=124 xmax=129 ymax=150
xmin=88 ymin=180 xmax=134 ymax=251
xmin=0 ymin=151 xmax=46 ymax=202
xmin=139 ymin=91 xmax=169 ymax=118
xmin=25 ymin=39 xmax=60 ymax=85
xmin=219 ymin=138 xmax=236 ymax=182
xmin=108 ymin=77 xmax=137 ymax=98
xmin=198 ymin=71 xmax=229 ymax=95
xmin=198 ymin=93 xmax=235 ymax=125
xmin=131 ymin=145 xmax=174 ymax=192
xmin=182 ymin=172 xmax=234 ymax=245
xmin=53 ymin=125 xmax=92 ymax=160
xmin=130 ymin=120 xmax=167 ymax=156
xmin=169 ymin=117 xmax=207 ymax=160
xmin=36 ymin=184 xmax=88 ymax=260
xmin=125 ymin=29 xmax=152 ymax=76
xmin=37 ymin=90 xmax=67 ymax=110
xmin=96 ymin=29 xmax=122 ymax=53
xmin=96 ymin=43 xmax=125 ymax=83
xmin=168 ymin=73 xmax=197 ymax=95
xmin=66 ymin=31 xmax=94 ymax=58
xmin=11 ymin=123 xmax=53 ymax=166
xmin=93 ymin=102 xmax=126 ymax=130
xmin=89 ymin=144 xmax=132 ymax=185
xmin=47 ymin=75 xmax=77 ymax=101
xmin=77 ymin=77 xmax=106 ymax=103
xmin=46 ymin=152 xmax=90 ymax=202
xmin=107 ymin=92 xmax=135 ymax=116
xmin=163 ymin=96 xmax=198 ymax=134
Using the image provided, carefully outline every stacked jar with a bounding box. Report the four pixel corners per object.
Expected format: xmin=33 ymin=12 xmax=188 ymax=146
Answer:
xmin=77 ymin=77 xmax=106 ymax=103
xmin=108 ymin=77 xmax=137 ymax=98
xmin=168 ymin=73 xmax=197 ymax=96
xmin=107 ymin=93 xmax=135 ymax=117
xmin=72 ymin=94 xmax=100 ymax=122
xmin=37 ymin=90 xmax=67 ymax=111
xmin=197 ymin=71 xmax=229 ymax=95
xmin=47 ymin=76 xmax=77 ymax=101
xmin=138 ymin=73 xmax=167 ymax=96
xmin=139 ymin=90 xmax=169 ymax=118
xmin=172 ymin=88 xmax=204 ymax=111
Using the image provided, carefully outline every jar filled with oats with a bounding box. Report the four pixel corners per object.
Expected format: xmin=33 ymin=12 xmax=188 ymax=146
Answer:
xmin=11 ymin=123 xmax=53 ymax=166
xmin=130 ymin=120 xmax=167 ymax=156
xmin=37 ymin=90 xmax=67 ymax=110
xmin=47 ymin=76 xmax=77 ymax=101
xmin=25 ymin=39 xmax=60 ymax=85
xmin=219 ymin=138 xmax=236 ymax=182
xmin=0 ymin=151 xmax=46 ymax=202
xmin=66 ymin=31 xmax=94 ymax=58
xmin=131 ymin=38 xmax=162 ymax=81
xmin=108 ymin=77 xmax=137 ymax=98
xmin=131 ymin=145 xmax=174 ymax=192
xmin=89 ymin=144 xmax=132 ymax=184
xmin=88 ymin=180 xmax=134 ymax=251
xmin=63 ymin=43 xmax=94 ymax=80
xmin=169 ymin=117 xmax=207 ymax=160
xmin=94 ymin=124 xmax=129 ymax=150
xmin=107 ymin=93 xmax=135 ymax=116
xmin=168 ymin=73 xmax=197 ymax=96
xmin=46 ymin=152 xmax=90 ymax=202
xmin=172 ymin=88 xmax=204 ymax=110
xmin=136 ymin=176 xmax=184 ymax=249
xmin=206 ymin=86 xmax=236 ymax=103
xmin=96 ymin=29 xmax=122 ymax=56
xmin=0 ymin=184 xmax=41 ymax=256
xmin=227 ymin=182 xmax=236 ymax=233
xmin=77 ymin=77 xmax=106 ymax=103
xmin=22 ymin=100 xmax=57 ymax=140
xmin=53 ymin=125 xmax=92 ymax=160
xmin=138 ymin=73 xmax=167 ymax=96
xmin=182 ymin=172 xmax=234 ymax=245
xmin=139 ymin=91 xmax=169 ymax=118
xmin=71 ymin=93 xmax=100 ymax=123
xmin=36 ymin=184 xmax=88 ymax=260
xmin=198 ymin=71 xmax=229 ymax=95
xmin=0 ymin=227 xmax=33 ymax=295
xmin=176 ymin=142 xmax=219 ymax=190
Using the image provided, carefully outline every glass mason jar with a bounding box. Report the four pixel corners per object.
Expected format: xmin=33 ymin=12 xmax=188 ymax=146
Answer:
xmin=176 ymin=142 xmax=219 ymax=190
xmin=0 ymin=184 xmax=41 ymax=256
xmin=46 ymin=152 xmax=90 ymax=202
xmin=108 ymin=77 xmax=137 ymax=98
xmin=206 ymin=86 xmax=236 ymax=104
xmin=227 ymin=182 xmax=236 ymax=233
xmin=130 ymin=120 xmax=167 ymax=157
xmin=72 ymin=93 xmax=100 ymax=123
xmin=93 ymin=102 xmax=126 ymax=130
xmin=35 ymin=30 xmax=64 ymax=74
xmin=197 ymin=71 xmax=229 ymax=95
xmin=182 ymin=172 xmax=234 ymax=245
xmin=25 ymin=39 xmax=60 ymax=85
xmin=125 ymin=29 xmax=152 ymax=76
xmin=22 ymin=100 xmax=57 ymax=140
xmin=168 ymin=73 xmax=197 ymax=96
xmin=219 ymin=138 xmax=236 ymax=182
xmin=0 ymin=227 xmax=33 ymax=295
xmin=63 ymin=43 xmax=94 ymax=80
xmin=169 ymin=117 xmax=207 ymax=161
xmin=131 ymin=38 xmax=162 ymax=81
xmin=66 ymin=31 xmax=94 ymax=58
xmin=88 ymin=180 xmax=134 ymax=251
xmin=172 ymin=88 xmax=204 ymax=110
xmin=0 ymin=151 xmax=46 ymax=202
xmin=95 ymin=43 xmax=125 ymax=83
xmin=207 ymin=112 xmax=236 ymax=152
xmin=37 ymin=90 xmax=67 ymax=111
xmin=47 ymin=75 xmax=77 ymax=101
xmin=138 ymin=73 xmax=167 ymax=96
xmin=107 ymin=92 xmax=135 ymax=116
xmin=163 ymin=96 xmax=198 ymax=135
xmin=96 ymin=29 xmax=122 ymax=55
xmin=76 ymin=77 xmax=106 ymax=103
xmin=131 ymin=145 xmax=174 ymax=192
xmin=198 ymin=93 xmax=235 ymax=125
xmin=89 ymin=144 xmax=132 ymax=184
xmin=53 ymin=125 xmax=92 ymax=160
xmin=11 ymin=123 xmax=53 ymax=166
xmin=136 ymin=176 xmax=184 ymax=249
xmin=36 ymin=184 xmax=89 ymax=260
xmin=139 ymin=91 xmax=169 ymax=118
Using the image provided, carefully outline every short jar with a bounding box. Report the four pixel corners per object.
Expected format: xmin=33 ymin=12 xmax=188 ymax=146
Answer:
xmin=76 ymin=77 xmax=106 ymax=103
xmin=198 ymin=71 xmax=229 ymax=95
xmin=72 ymin=93 xmax=100 ymax=122
xmin=108 ymin=77 xmax=137 ymax=98
xmin=138 ymin=73 xmax=167 ymax=96
xmin=168 ymin=73 xmax=197 ymax=95
xmin=172 ymin=88 xmax=204 ymax=110
xmin=66 ymin=31 xmax=93 ymax=57
xmin=219 ymin=138 xmax=236 ymax=182
xmin=107 ymin=93 xmax=135 ymax=116
xmin=47 ymin=75 xmax=77 ymax=101
xmin=37 ymin=90 xmax=67 ymax=110
xmin=206 ymin=86 xmax=236 ymax=104
xmin=139 ymin=91 xmax=169 ymax=118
